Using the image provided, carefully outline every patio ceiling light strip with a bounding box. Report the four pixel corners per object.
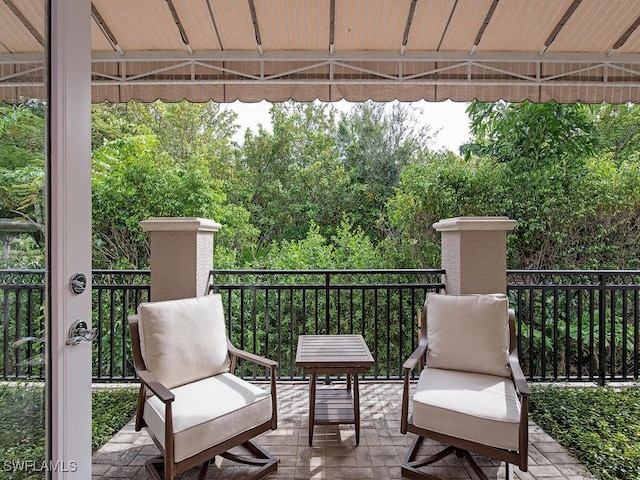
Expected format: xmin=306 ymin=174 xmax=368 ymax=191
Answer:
xmin=165 ymin=0 xmax=193 ymax=55
xmin=400 ymin=0 xmax=418 ymax=55
xmin=540 ymin=0 xmax=582 ymax=55
xmin=610 ymin=14 xmax=640 ymax=56
xmin=3 ymin=0 xmax=44 ymax=47
xmin=248 ymin=0 xmax=263 ymax=55
xmin=470 ymin=0 xmax=499 ymax=56
xmin=91 ymin=3 xmax=123 ymax=55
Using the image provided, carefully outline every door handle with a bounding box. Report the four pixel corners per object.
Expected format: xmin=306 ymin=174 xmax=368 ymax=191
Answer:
xmin=66 ymin=320 xmax=99 ymax=346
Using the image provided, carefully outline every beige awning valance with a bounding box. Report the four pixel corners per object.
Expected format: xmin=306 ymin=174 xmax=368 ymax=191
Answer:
xmin=2 ymin=0 xmax=640 ymax=104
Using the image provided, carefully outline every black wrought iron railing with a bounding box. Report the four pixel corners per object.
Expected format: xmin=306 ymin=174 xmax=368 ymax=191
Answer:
xmin=208 ymin=269 xmax=444 ymax=380
xmin=0 ymin=268 xmax=638 ymax=384
xmin=0 ymin=270 xmax=45 ymax=379
xmin=508 ymin=270 xmax=640 ymax=385
xmin=91 ymin=270 xmax=150 ymax=381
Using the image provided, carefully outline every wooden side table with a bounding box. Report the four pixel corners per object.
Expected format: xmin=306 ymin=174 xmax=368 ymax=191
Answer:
xmin=295 ymin=334 xmax=375 ymax=446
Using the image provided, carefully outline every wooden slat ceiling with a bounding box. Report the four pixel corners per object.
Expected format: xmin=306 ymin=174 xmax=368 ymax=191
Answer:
xmin=1 ymin=0 xmax=640 ymax=103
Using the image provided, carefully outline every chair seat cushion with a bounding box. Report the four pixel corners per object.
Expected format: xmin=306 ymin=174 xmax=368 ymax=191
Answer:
xmin=413 ymin=367 xmax=521 ymax=451
xmin=144 ymin=373 xmax=272 ymax=462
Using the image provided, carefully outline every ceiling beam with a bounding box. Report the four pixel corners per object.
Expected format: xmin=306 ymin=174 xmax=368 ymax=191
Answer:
xmin=611 ymin=14 xmax=640 ymax=54
xmin=401 ymin=0 xmax=418 ymax=55
xmin=329 ymin=0 xmax=335 ymax=54
xmin=248 ymin=0 xmax=263 ymax=55
xmin=165 ymin=0 xmax=193 ymax=54
xmin=470 ymin=0 xmax=499 ymax=55
xmin=541 ymin=0 xmax=582 ymax=54
xmin=91 ymin=3 xmax=123 ymax=55
xmin=205 ymin=0 xmax=224 ymax=51
xmin=3 ymin=0 xmax=44 ymax=47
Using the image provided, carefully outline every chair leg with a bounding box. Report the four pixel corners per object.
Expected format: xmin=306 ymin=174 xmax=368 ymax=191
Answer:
xmin=219 ymin=440 xmax=278 ymax=480
xmin=401 ymin=436 xmax=490 ymax=480
xmin=144 ymin=456 xmax=165 ymax=480
xmin=505 ymin=462 xmax=513 ymax=480
xmin=197 ymin=460 xmax=210 ymax=480
xmin=146 ymin=442 xmax=277 ymax=480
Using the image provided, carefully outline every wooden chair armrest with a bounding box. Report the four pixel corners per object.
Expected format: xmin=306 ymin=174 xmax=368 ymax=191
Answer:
xmin=137 ymin=369 xmax=175 ymax=403
xmin=403 ymin=341 xmax=428 ymax=372
xmin=227 ymin=342 xmax=278 ymax=370
xmin=401 ymin=341 xmax=427 ymax=434
xmin=509 ymin=351 xmax=531 ymax=396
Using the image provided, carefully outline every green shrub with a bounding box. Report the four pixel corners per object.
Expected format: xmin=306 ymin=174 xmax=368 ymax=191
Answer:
xmin=91 ymin=387 xmax=138 ymax=453
xmin=0 ymin=383 xmax=138 ymax=480
xmin=530 ymin=385 xmax=640 ymax=480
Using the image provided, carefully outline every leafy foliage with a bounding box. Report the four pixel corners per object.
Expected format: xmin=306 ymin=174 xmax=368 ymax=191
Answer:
xmin=91 ymin=132 xmax=257 ymax=268
xmin=0 ymin=384 xmax=44 ymax=480
xmin=462 ymin=100 xmax=598 ymax=166
xmin=530 ymin=385 xmax=640 ymax=480
xmin=2 ymin=98 xmax=640 ymax=271
xmin=91 ymin=387 xmax=138 ymax=452
xmin=0 ymin=102 xmax=45 ymax=267
xmin=0 ymin=384 xmax=138 ymax=480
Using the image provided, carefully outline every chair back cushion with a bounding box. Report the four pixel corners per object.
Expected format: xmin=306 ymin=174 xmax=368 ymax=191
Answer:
xmin=425 ymin=293 xmax=510 ymax=377
xmin=137 ymin=294 xmax=230 ymax=389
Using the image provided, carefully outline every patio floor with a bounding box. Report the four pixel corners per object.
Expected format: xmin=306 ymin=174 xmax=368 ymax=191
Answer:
xmin=92 ymin=382 xmax=596 ymax=480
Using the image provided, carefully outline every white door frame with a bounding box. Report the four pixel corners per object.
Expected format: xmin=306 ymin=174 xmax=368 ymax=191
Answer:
xmin=48 ymin=0 xmax=93 ymax=477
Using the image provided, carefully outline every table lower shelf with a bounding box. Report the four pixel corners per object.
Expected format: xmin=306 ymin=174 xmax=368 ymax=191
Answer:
xmin=313 ymin=388 xmax=355 ymax=425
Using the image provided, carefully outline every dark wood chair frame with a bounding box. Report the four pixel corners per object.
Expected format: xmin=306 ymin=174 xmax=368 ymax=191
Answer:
xmin=129 ymin=315 xmax=279 ymax=480
xmin=400 ymin=308 xmax=530 ymax=480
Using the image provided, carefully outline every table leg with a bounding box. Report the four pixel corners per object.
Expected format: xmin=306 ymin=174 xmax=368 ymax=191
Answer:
xmin=309 ymin=373 xmax=316 ymax=446
xmin=354 ymin=373 xmax=361 ymax=445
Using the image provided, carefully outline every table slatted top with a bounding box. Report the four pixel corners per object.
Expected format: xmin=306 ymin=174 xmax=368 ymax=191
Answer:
xmin=295 ymin=335 xmax=375 ymax=367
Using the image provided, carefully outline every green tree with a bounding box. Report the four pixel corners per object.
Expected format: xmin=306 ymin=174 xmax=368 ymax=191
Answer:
xmin=461 ymin=100 xmax=598 ymax=167
xmin=92 ymin=100 xmax=238 ymax=163
xmin=261 ymin=219 xmax=388 ymax=270
xmin=91 ymin=133 xmax=257 ymax=268
xmin=336 ymin=102 xmax=434 ymax=239
xmin=459 ymin=100 xmax=617 ymax=268
xmin=594 ymin=102 xmax=640 ymax=163
xmin=236 ymin=102 xmax=355 ymax=246
xmin=0 ymin=102 xmax=46 ymax=267
xmin=0 ymin=102 xmax=45 ymax=226
xmin=385 ymin=151 xmax=508 ymax=267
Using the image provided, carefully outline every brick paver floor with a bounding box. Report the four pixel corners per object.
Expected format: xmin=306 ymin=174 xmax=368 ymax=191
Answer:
xmin=92 ymin=382 xmax=596 ymax=480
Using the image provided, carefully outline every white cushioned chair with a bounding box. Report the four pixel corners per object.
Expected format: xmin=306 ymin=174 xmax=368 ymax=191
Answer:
xmin=400 ymin=293 xmax=530 ymax=480
xmin=129 ymin=294 xmax=278 ymax=480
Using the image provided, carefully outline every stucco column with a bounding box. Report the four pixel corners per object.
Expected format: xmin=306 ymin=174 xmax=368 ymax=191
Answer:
xmin=433 ymin=216 xmax=517 ymax=295
xmin=140 ymin=217 xmax=221 ymax=301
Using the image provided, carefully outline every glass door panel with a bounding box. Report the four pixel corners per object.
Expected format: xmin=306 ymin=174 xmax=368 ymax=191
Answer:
xmin=0 ymin=1 xmax=48 ymax=478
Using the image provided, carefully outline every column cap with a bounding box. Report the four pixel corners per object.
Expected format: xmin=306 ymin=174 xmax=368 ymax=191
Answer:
xmin=140 ymin=217 xmax=221 ymax=232
xmin=433 ymin=216 xmax=518 ymax=232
